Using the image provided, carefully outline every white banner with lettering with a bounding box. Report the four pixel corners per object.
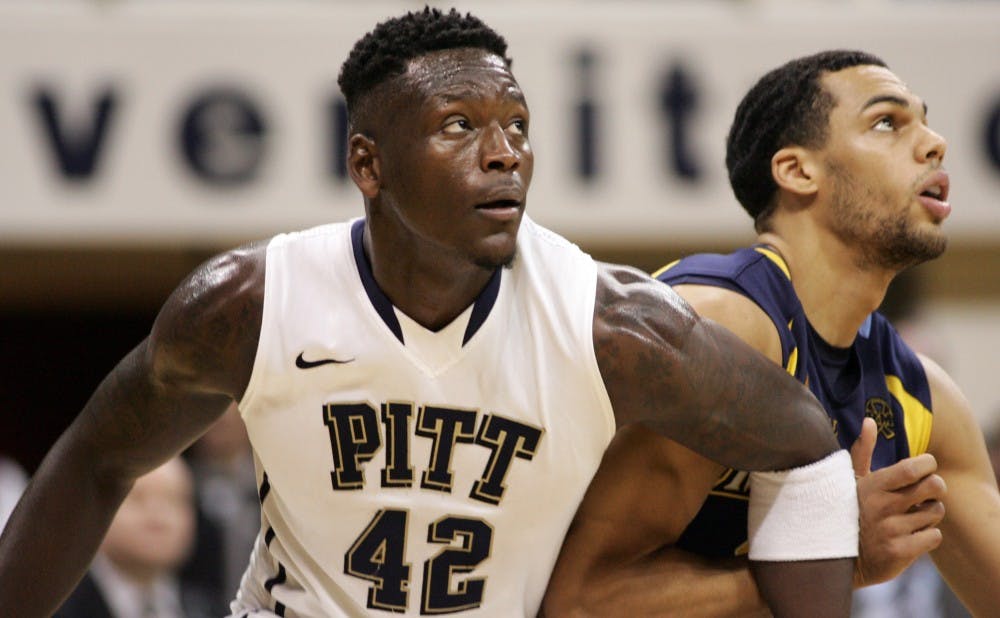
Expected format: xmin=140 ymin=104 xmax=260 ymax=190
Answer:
xmin=1 ymin=1 xmax=998 ymax=246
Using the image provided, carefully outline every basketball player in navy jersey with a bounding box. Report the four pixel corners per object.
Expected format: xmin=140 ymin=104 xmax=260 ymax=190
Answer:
xmin=0 ymin=11 xmax=858 ymax=617
xmin=544 ymin=51 xmax=1000 ymax=616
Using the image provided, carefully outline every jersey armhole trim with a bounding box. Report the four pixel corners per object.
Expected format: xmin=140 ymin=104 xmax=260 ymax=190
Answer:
xmin=239 ymin=237 xmax=280 ymax=414
xmin=582 ymin=262 xmax=617 ymax=442
xmin=753 ymin=246 xmax=791 ymax=280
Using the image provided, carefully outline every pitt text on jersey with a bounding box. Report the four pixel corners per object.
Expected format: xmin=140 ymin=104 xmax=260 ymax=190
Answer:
xmin=323 ymin=401 xmax=544 ymax=505
xmin=323 ymin=401 xmax=545 ymax=614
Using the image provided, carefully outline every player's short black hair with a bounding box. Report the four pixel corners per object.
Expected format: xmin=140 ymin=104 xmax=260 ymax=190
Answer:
xmin=726 ymin=50 xmax=887 ymax=231
xmin=337 ymin=7 xmax=510 ymax=124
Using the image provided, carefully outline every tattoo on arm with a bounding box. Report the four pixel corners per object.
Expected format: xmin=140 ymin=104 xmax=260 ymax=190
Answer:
xmin=78 ymin=243 xmax=266 ymax=477
xmin=593 ymin=264 xmax=837 ymax=470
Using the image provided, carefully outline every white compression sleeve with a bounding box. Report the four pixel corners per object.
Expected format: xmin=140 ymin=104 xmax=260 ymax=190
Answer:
xmin=748 ymin=449 xmax=858 ymax=561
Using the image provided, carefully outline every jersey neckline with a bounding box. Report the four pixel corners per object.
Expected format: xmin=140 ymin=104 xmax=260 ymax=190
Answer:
xmin=349 ymin=219 xmax=501 ymax=346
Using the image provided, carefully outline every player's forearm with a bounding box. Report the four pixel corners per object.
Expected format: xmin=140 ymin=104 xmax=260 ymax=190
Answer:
xmin=621 ymin=548 xmax=770 ymax=617
xmin=931 ymin=489 xmax=1000 ymax=617
xmin=935 ymin=552 xmax=1000 ymax=617
xmin=0 ymin=435 xmax=132 ymax=616
xmin=545 ymin=547 xmax=769 ymax=618
xmin=687 ymin=317 xmax=840 ymax=471
xmin=752 ymin=558 xmax=854 ymax=618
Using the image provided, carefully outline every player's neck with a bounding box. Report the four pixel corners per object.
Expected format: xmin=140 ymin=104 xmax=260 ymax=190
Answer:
xmin=363 ymin=223 xmax=495 ymax=332
xmin=758 ymin=228 xmax=895 ymax=348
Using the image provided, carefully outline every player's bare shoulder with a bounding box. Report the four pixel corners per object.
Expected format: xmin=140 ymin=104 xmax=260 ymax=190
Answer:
xmin=592 ymin=263 xmax=704 ymax=427
xmin=593 ymin=262 xmax=699 ymax=355
xmin=148 ymin=240 xmax=269 ymax=400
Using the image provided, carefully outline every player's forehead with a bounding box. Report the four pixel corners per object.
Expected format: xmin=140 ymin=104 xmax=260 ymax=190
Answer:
xmin=401 ymin=47 xmax=525 ymax=106
xmin=822 ymin=64 xmax=925 ymax=118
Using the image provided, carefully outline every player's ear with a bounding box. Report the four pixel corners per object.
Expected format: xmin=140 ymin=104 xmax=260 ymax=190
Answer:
xmin=348 ymin=134 xmax=381 ymax=199
xmin=771 ymin=146 xmax=818 ymax=199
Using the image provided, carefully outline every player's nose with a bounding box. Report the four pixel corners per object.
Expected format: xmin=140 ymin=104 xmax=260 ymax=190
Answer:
xmin=480 ymin=123 xmax=519 ymax=172
xmin=917 ymin=123 xmax=947 ymax=165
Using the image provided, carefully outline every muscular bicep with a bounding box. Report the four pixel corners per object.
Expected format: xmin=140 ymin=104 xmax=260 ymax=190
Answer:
xmin=593 ymin=263 xmax=836 ymax=472
xmin=671 ymin=284 xmax=782 ymax=365
xmin=148 ymin=244 xmax=264 ymax=399
xmin=922 ymin=355 xmax=1000 ymax=615
xmin=75 ymin=244 xmax=266 ymax=481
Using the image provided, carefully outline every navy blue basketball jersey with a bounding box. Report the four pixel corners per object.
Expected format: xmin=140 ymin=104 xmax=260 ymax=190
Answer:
xmin=655 ymin=246 xmax=933 ymax=557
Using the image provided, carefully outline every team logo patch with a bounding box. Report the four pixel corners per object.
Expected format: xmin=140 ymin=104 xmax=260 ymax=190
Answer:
xmin=866 ymin=397 xmax=895 ymax=439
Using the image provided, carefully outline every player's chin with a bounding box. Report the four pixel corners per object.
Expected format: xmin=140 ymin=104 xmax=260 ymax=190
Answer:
xmin=911 ymin=223 xmax=948 ymax=258
xmin=474 ymin=234 xmax=518 ymax=269
xmin=879 ymin=227 xmax=947 ymax=269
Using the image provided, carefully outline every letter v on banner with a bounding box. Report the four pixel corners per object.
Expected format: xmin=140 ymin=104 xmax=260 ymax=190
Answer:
xmin=31 ymin=85 xmax=119 ymax=181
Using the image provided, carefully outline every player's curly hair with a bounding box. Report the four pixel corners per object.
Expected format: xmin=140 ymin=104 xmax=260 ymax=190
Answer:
xmin=726 ymin=50 xmax=887 ymax=231
xmin=337 ymin=7 xmax=509 ymax=123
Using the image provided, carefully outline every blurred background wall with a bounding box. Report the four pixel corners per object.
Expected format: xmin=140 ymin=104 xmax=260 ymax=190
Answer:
xmin=1 ymin=0 xmax=998 ymax=471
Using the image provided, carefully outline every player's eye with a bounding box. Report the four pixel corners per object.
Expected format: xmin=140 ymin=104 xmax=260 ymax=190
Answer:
xmin=443 ymin=117 xmax=472 ymax=134
xmin=507 ymin=118 xmax=527 ymax=136
xmin=873 ymin=116 xmax=895 ymax=132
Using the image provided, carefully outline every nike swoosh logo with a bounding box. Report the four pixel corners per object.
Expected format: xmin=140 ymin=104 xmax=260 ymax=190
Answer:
xmin=295 ymin=352 xmax=355 ymax=369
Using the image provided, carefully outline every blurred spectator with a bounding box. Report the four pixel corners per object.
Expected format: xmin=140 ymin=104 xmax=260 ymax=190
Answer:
xmin=0 ymin=455 xmax=27 ymax=531
xmin=181 ymin=402 xmax=260 ymax=609
xmin=55 ymin=457 xmax=221 ymax=618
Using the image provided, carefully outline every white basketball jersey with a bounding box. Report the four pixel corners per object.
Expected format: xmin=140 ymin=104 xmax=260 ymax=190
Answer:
xmin=232 ymin=216 xmax=616 ymax=617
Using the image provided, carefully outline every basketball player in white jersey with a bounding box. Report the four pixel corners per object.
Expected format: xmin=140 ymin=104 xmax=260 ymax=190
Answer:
xmin=0 ymin=8 xmax=858 ymax=617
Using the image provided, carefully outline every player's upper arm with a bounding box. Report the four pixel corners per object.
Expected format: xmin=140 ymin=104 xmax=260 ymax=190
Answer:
xmin=592 ymin=263 xmax=836 ymax=471
xmin=671 ymin=283 xmax=782 ymax=366
xmin=923 ymin=353 xmax=995 ymax=487
xmin=147 ymin=242 xmax=266 ymax=400
xmin=922 ymin=353 xmax=1000 ymax=615
xmin=79 ymin=242 xmax=267 ymax=482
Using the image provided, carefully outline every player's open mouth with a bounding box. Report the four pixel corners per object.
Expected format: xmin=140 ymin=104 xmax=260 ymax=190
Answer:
xmin=916 ymin=171 xmax=951 ymax=222
xmin=475 ymin=199 xmax=522 ymax=222
xmin=476 ymin=199 xmax=521 ymax=210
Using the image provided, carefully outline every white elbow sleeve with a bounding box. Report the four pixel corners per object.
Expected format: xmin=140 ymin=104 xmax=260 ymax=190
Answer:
xmin=748 ymin=449 xmax=859 ymax=561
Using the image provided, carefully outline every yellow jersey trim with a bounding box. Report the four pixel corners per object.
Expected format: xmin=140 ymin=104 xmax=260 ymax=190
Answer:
xmin=753 ymin=247 xmax=791 ymax=280
xmin=785 ymin=319 xmax=798 ymax=375
xmin=651 ymin=259 xmax=681 ymax=279
xmin=885 ymin=374 xmax=933 ymax=456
